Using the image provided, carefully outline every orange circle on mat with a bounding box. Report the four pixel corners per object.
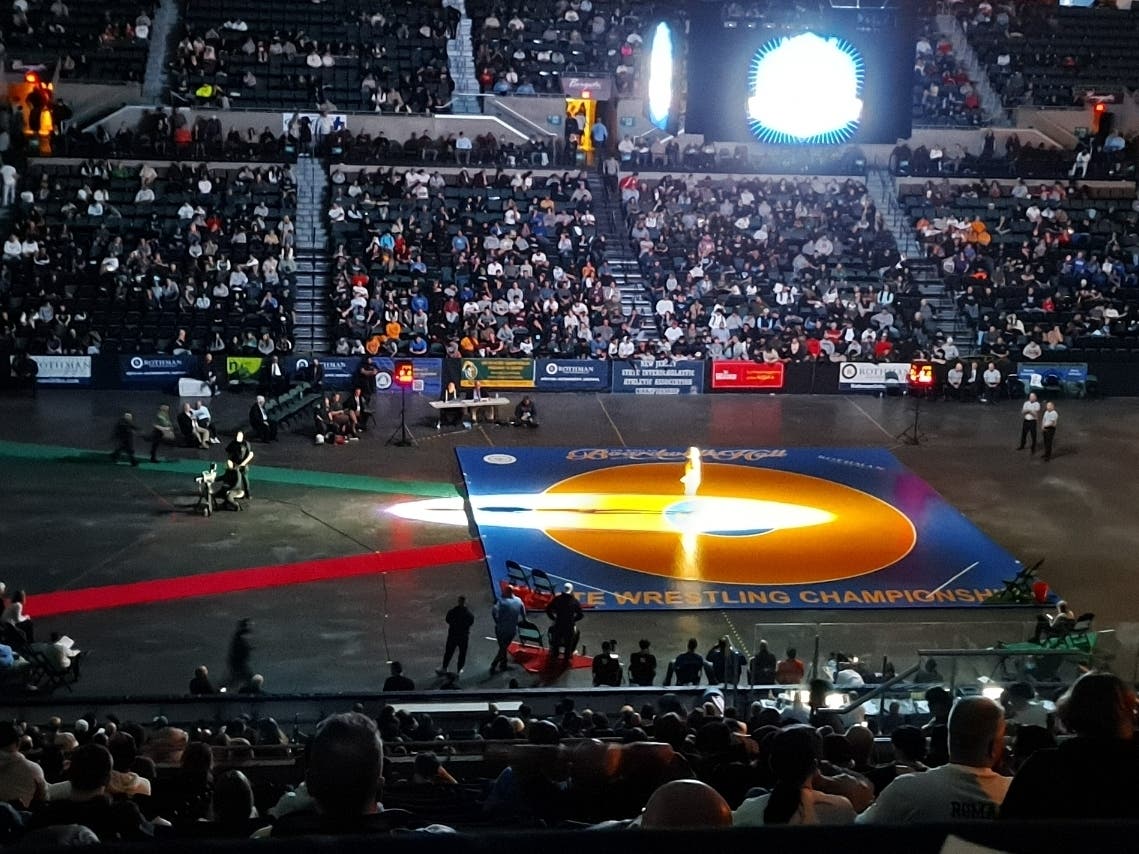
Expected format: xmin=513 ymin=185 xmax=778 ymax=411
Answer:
xmin=542 ymin=462 xmax=916 ymax=585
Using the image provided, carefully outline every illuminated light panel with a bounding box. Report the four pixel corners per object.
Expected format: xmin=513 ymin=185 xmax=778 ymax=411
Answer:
xmin=462 ymin=492 xmax=834 ymax=536
xmin=647 ymin=21 xmax=674 ymax=129
xmin=746 ymin=32 xmax=864 ymax=145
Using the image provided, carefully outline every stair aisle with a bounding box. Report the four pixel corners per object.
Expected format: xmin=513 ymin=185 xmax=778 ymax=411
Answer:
xmin=292 ymin=157 xmax=331 ymax=354
xmin=447 ymin=13 xmax=481 ymax=114
xmin=595 ymin=188 xmax=657 ymax=344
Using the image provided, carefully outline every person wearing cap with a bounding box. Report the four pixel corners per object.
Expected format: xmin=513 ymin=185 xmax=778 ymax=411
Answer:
xmin=545 ymin=583 xmax=584 ymax=665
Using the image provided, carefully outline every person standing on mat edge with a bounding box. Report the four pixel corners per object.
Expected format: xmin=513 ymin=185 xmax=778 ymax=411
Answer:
xmin=546 ymin=582 xmax=584 ymax=665
xmin=490 ymin=587 xmax=526 ymax=675
xmin=1041 ymin=401 xmax=1058 ymax=461
xmin=1017 ymin=392 xmax=1040 ymax=454
xmin=438 ymin=595 xmax=474 ymax=677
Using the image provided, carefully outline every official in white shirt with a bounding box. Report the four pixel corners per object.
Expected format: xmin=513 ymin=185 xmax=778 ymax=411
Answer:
xmin=1041 ymin=401 xmax=1058 ymax=461
xmin=1017 ymin=392 xmax=1041 ymax=454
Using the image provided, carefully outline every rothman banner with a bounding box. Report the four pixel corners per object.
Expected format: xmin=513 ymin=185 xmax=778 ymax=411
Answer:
xmin=535 ymin=359 xmax=611 ymax=391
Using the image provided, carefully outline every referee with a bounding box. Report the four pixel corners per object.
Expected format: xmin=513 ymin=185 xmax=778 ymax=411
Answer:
xmin=1041 ymin=401 xmax=1059 ymax=461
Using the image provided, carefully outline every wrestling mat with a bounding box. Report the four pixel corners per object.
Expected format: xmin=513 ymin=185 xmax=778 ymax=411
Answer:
xmin=455 ymin=447 xmax=1023 ymax=611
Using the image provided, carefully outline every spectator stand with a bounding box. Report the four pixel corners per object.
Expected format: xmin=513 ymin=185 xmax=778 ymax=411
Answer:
xmin=912 ymin=27 xmax=985 ymax=127
xmin=5 ymin=0 xmax=153 ymax=83
xmin=470 ymin=0 xmax=685 ymax=101
xmin=170 ymin=0 xmax=453 ymax=113
xmin=3 ymin=156 xmax=298 ymax=359
xmin=901 ymin=174 xmax=1139 ymax=366
xmin=961 ymin=0 xmax=1139 ymax=110
xmin=620 ymin=172 xmax=915 ymax=363
xmin=322 ymin=164 xmax=627 ymax=362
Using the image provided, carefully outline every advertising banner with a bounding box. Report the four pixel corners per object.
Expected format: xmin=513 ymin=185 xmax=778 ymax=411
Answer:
xmin=1017 ymin=362 xmax=1088 ymax=387
xmin=710 ymin=360 xmax=784 ymax=391
xmin=459 ymin=358 xmax=535 ymax=389
xmin=372 ymin=357 xmax=444 ymax=396
xmin=837 ymin=361 xmax=911 ymax=391
xmin=535 ymin=359 xmax=611 ymax=391
xmin=119 ymin=354 xmax=196 ymax=388
xmin=23 ymin=355 xmax=92 ymax=387
xmin=286 ymin=356 xmax=362 ymax=390
xmin=225 ymin=356 xmax=264 ymax=384
xmin=610 ymin=360 xmax=705 ymax=394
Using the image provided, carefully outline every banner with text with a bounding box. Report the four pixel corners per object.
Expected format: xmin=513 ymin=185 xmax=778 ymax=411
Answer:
xmin=535 ymin=359 xmax=611 ymax=391
xmin=710 ymin=360 xmax=784 ymax=391
xmin=1017 ymin=362 xmax=1088 ymax=387
xmin=459 ymin=358 xmax=535 ymax=389
xmin=611 ymin=360 xmax=705 ymax=394
xmin=24 ymin=355 xmax=92 ymax=387
xmin=838 ymin=361 xmax=912 ymax=391
xmin=119 ymin=354 xmax=196 ymax=389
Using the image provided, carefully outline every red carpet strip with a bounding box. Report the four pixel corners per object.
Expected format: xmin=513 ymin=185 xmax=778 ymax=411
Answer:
xmin=33 ymin=540 xmax=484 ymax=617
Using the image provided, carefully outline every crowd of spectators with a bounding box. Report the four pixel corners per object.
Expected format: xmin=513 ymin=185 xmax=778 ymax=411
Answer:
xmin=621 ymin=173 xmax=915 ymax=362
xmin=170 ymin=0 xmax=454 ymax=113
xmin=913 ymin=30 xmax=984 ymax=126
xmin=958 ymin=0 xmax=1139 ymax=109
xmin=6 ymin=0 xmax=152 ymax=82
xmin=471 ymin=0 xmax=679 ymax=98
xmin=906 ymin=175 xmax=1139 ymax=361
xmin=0 ymin=670 xmax=1134 ymax=842
xmin=1 ymin=155 xmax=298 ymax=357
xmin=325 ymin=165 xmax=641 ymax=360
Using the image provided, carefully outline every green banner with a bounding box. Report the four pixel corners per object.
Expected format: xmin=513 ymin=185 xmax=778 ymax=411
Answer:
xmin=226 ymin=356 xmax=264 ymax=383
xmin=458 ymin=358 xmax=535 ymax=389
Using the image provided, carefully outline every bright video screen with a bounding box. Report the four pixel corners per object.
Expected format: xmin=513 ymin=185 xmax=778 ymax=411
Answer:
xmin=687 ymin=4 xmax=912 ymax=145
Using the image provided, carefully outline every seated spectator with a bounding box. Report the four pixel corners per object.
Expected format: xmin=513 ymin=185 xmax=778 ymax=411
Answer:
xmin=270 ymin=712 xmax=424 ymax=836
xmin=189 ymin=665 xmax=216 ymax=695
xmin=858 ymin=697 xmax=1009 ymax=823
xmin=775 ymin=647 xmax=805 ymax=684
xmin=383 ymin=661 xmax=414 ymax=692
xmin=640 ymin=779 xmax=732 ymax=829
xmin=1001 ymin=672 xmax=1139 ymax=819
xmin=664 ymin=638 xmax=712 ymax=686
xmin=734 ymin=726 xmax=856 ymax=826
xmin=0 ymin=720 xmax=46 ymax=809
xmin=27 ymin=743 xmax=153 ymax=841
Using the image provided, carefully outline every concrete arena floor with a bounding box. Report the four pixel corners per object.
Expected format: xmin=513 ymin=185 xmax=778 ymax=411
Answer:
xmin=0 ymin=387 xmax=1137 ymax=697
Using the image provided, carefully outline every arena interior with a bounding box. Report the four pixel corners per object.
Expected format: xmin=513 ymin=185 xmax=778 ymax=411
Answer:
xmin=1 ymin=0 xmax=1139 ymax=847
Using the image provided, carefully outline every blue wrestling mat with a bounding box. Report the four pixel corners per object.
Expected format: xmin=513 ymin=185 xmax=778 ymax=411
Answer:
xmin=456 ymin=447 xmax=1024 ymax=611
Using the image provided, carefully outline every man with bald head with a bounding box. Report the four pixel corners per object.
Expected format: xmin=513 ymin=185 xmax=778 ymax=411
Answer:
xmin=641 ymin=779 xmax=732 ymax=829
xmin=857 ymin=697 xmax=1010 ymax=823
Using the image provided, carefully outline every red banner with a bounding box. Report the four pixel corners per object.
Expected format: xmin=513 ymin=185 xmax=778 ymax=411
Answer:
xmin=710 ymin=360 xmax=785 ymax=390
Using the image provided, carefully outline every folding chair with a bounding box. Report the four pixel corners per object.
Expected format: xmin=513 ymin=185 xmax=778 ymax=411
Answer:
xmin=1060 ymin=613 xmax=1095 ymax=649
xmin=529 ymin=568 xmax=556 ymax=598
xmin=504 ymin=560 xmax=533 ymax=590
xmin=516 ymin=620 xmax=545 ymax=648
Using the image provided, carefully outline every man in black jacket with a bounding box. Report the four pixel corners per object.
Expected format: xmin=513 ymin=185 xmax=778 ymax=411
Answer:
xmin=438 ymin=595 xmax=474 ymax=675
xmin=545 ymin=583 xmax=584 ymax=664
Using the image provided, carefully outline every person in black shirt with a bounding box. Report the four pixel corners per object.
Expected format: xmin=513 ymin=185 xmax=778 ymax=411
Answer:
xmin=592 ymin=641 xmax=622 ymax=686
xmin=628 ymin=639 xmax=657 ymax=686
xmin=188 ymin=665 xmax=216 ymax=695
xmin=749 ymin=639 xmax=778 ymax=686
xmin=224 ymin=431 xmax=254 ymax=498
xmin=545 ymin=583 xmax=584 ymax=664
xmin=383 ymin=661 xmax=414 ymax=691
xmin=437 ymin=595 xmax=474 ymax=675
xmin=665 ymin=638 xmax=712 ymax=686
xmin=110 ymin=412 xmax=139 ymax=466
